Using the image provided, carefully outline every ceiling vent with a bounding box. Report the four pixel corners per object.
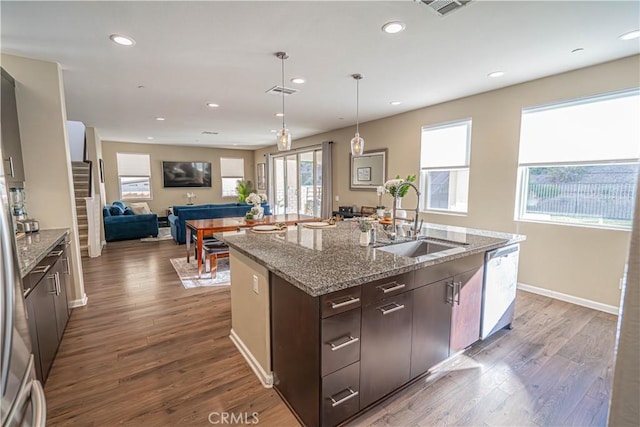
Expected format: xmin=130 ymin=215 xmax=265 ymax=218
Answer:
xmin=417 ymin=0 xmax=472 ymax=17
xmin=202 ymin=131 xmax=219 ymax=135
xmin=266 ymin=85 xmax=297 ymax=96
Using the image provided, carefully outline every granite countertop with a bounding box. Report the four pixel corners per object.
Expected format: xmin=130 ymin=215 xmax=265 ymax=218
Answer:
xmin=16 ymin=228 xmax=69 ymax=278
xmin=219 ymin=221 xmax=525 ymax=297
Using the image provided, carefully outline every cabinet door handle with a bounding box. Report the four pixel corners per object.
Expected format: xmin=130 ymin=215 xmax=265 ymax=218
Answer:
xmin=330 ymin=296 xmax=360 ymax=309
xmin=55 ymin=272 xmax=61 ymax=296
xmin=5 ymin=156 xmax=15 ymax=178
xmin=31 ymin=265 xmax=51 ymax=274
xmin=62 ymin=257 xmax=71 ymax=274
xmin=454 ymin=281 xmax=461 ymax=305
xmin=329 ymin=387 xmax=359 ymax=408
xmin=47 ymin=274 xmax=57 ymax=295
xmin=379 ymin=303 xmax=405 ymax=315
xmin=377 ymin=281 xmax=406 ymax=294
xmin=49 ymin=250 xmax=64 ymax=257
xmin=446 ymin=281 xmax=454 ymax=305
xmin=329 ymin=336 xmax=359 ymax=351
xmin=23 ymin=288 xmax=31 ymax=298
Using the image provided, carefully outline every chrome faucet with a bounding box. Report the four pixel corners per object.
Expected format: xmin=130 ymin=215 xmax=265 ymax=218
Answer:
xmin=392 ymin=182 xmax=422 ymax=241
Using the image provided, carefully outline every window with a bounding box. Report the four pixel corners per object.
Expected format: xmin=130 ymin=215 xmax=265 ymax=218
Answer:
xmin=517 ymin=89 xmax=640 ymax=229
xmin=270 ymin=147 xmax=323 ymax=217
xmin=116 ymin=153 xmax=151 ymax=200
xmin=220 ymin=158 xmax=244 ymax=197
xmin=420 ymin=119 xmax=471 ymax=213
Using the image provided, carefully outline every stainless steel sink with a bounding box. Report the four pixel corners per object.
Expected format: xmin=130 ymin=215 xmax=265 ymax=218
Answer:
xmin=376 ymin=239 xmax=466 ymax=258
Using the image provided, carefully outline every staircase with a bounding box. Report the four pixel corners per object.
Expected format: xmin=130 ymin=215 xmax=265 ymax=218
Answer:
xmin=72 ymin=161 xmax=91 ymax=257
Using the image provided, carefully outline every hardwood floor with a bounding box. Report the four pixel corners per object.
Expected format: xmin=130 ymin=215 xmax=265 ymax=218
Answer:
xmin=45 ymin=239 xmax=616 ymax=426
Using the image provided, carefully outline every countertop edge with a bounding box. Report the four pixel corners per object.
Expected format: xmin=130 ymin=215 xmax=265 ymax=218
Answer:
xmin=17 ymin=228 xmax=70 ymax=278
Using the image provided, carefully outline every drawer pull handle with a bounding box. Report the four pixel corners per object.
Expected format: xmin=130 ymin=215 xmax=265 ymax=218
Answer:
xmin=31 ymin=265 xmax=50 ymax=274
xmin=330 ymin=387 xmax=359 ymax=408
xmin=330 ymin=296 xmax=360 ymax=309
xmin=23 ymin=288 xmax=31 ymax=297
xmin=380 ymin=303 xmax=405 ymax=315
xmin=329 ymin=336 xmax=359 ymax=351
xmin=378 ymin=282 xmax=406 ymax=293
xmin=49 ymin=250 xmax=64 ymax=257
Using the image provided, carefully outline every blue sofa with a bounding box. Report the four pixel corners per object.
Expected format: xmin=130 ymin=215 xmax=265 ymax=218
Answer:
xmin=103 ymin=201 xmax=159 ymax=242
xmin=169 ymin=202 xmax=271 ymax=244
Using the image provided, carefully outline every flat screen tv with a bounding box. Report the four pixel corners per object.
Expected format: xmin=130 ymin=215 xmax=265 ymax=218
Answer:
xmin=162 ymin=161 xmax=212 ymax=188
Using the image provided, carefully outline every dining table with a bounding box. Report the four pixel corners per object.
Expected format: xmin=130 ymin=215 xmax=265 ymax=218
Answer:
xmin=185 ymin=213 xmax=320 ymax=278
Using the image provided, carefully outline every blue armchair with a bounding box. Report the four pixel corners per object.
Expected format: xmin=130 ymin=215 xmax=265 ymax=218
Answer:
xmin=103 ymin=201 xmax=159 ymax=242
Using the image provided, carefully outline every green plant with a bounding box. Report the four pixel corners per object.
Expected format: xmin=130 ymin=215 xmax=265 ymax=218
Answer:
xmin=358 ymin=218 xmax=372 ymax=232
xmin=236 ymin=180 xmax=253 ymax=203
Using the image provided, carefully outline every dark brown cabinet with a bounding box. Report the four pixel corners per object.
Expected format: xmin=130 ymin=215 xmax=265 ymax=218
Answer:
xmin=410 ymin=279 xmax=452 ymax=378
xmin=449 ymin=267 xmax=484 ymax=353
xmin=360 ymin=291 xmax=413 ymax=408
xmin=24 ymin=242 xmax=71 ymax=383
xmin=1 ymin=68 xmax=25 ymax=185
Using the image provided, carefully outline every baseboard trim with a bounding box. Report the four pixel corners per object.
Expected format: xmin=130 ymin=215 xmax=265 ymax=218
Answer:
xmin=69 ymin=293 xmax=88 ymax=308
xmin=229 ymin=329 xmax=273 ymax=388
xmin=517 ymin=283 xmax=619 ymax=315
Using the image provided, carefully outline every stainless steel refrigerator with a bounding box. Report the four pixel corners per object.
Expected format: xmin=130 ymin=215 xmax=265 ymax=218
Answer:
xmin=1 ymin=145 xmax=46 ymax=425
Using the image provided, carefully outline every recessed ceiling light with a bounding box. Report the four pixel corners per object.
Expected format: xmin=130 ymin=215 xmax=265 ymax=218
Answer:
xmin=275 ymin=112 xmax=284 ymax=117
xmin=109 ymin=34 xmax=135 ymax=46
xmin=488 ymin=71 xmax=505 ymax=78
xmin=290 ymin=77 xmax=305 ymax=84
xmin=155 ymin=117 xmax=165 ymax=121
xmin=571 ymin=48 xmax=585 ymax=54
xmin=390 ymin=101 xmax=402 ymax=106
xmin=619 ymin=29 xmax=640 ymax=40
xmin=382 ymin=21 xmax=406 ymax=34
xmin=270 ymin=129 xmax=278 ymax=133
xmin=206 ymin=103 xmax=220 ymax=108
xmin=147 ymin=136 xmax=154 ymax=140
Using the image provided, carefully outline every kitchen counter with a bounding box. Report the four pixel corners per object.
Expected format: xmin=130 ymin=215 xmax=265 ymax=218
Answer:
xmin=220 ymin=221 xmax=525 ymax=297
xmin=16 ymin=228 xmax=69 ymax=278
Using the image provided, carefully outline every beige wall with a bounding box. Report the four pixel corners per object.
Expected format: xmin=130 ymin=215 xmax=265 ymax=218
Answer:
xmin=102 ymin=141 xmax=256 ymax=215
xmin=1 ymin=53 xmax=86 ymax=303
xmin=258 ymin=55 xmax=639 ymax=308
xmin=230 ymin=249 xmax=271 ymax=374
xmin=85 ymin=126 xmax=106 ymax=243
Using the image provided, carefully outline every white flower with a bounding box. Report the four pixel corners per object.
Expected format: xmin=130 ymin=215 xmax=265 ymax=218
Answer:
xmin=376 ymin=186 xmax=387 ymax=197
xmin=246 ymin=192 xmax=267 ymax=206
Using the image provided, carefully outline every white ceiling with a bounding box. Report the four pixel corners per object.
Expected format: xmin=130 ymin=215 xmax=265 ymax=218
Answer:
xmin=1 ymin=1 xmax=639 ymax=150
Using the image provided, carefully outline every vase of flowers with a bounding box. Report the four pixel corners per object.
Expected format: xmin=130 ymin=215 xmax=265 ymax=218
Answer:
xmin=358 ymin=217 xmax=372 ymax=247
xmin=246 ymin=192 xmax=267 ymax=219
xmin=384 ymin=174 xmax=416 ymax=217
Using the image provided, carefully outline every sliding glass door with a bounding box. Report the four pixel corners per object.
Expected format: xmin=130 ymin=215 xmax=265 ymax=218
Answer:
xmin=271 ymin=147 xmax=323 ymax=217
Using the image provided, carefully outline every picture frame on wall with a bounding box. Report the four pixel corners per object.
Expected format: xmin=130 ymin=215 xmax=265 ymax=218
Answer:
xmin=357 ymin=166 xmax=371 ymax=182
xmin=257 ymin=163 xmax=266 ymax=190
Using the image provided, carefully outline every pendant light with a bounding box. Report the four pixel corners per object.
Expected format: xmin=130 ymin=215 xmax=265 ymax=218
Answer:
xmin=350 ymin=74 xmax=364 ymax=156
xmin=275 ymin=52 xmax=292 ymax=151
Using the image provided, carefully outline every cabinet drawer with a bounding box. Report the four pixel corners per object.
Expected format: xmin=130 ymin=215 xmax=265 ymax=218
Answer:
xmin=362 ymin=271 xmax=414 ymax=305
xmin=321 ymin=286 xmax=361 ymax=318
xmin=414 ymin=253 xmax=483 ymax=288
xmin=321 ymin=309 xmax=361 ymax=376
xmin=321 ymin=362 xmax=360 ymax=427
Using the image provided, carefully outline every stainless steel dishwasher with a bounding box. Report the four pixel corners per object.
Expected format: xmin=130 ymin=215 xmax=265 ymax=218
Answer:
xmin=481 ymin=244 xmax=520 ymax=340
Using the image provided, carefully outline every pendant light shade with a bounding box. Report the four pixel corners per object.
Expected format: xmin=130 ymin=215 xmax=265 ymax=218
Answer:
xmin=351 ymin=74 xmax=364 ymax=156
xmin=275 ymin=52 xmax=292 ymax=151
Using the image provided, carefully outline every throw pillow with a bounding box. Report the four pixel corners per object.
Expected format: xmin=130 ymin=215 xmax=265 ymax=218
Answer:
xmin=123 ymin=207 xmax=135 ymax=215
xmin=109 ymin=205 xmax=124 ymax=216
xmin=129 ymin=202 xmax=152 ymax=215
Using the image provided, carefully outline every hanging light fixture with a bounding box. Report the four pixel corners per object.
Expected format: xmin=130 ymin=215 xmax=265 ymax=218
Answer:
xmin=350 ymin=74 xmax=364 ymax=156
xmin=275 ymin=52 xmax=292 ymax=151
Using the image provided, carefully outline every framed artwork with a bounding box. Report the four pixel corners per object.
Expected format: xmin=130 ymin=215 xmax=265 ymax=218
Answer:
xmin=357 ymin=166 xmax=371 ymax=182
xmin=257 ymin=163 xmax=266 ymax=190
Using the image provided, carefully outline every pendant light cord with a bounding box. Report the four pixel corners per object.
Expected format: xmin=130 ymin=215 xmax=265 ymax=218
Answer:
xmin=281 ymin=54 xmax=286 ymax=129
xmin=356 ymin=77 xmax=360 ymax=134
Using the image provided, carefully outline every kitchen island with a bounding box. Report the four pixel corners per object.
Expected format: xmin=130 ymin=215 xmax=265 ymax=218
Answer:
xmin=220 ymin=221 xmax=524 ymax=427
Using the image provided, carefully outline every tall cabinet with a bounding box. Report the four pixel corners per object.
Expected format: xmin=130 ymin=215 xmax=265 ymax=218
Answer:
xmin=1 ymin=67 xmax=25 ymax=186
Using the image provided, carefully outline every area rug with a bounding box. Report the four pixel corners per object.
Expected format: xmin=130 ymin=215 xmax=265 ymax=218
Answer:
xmin=170 ymin=257 xmax=230 ymax=288
xmin=141 ymin=227 xmax=173 ymax=242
